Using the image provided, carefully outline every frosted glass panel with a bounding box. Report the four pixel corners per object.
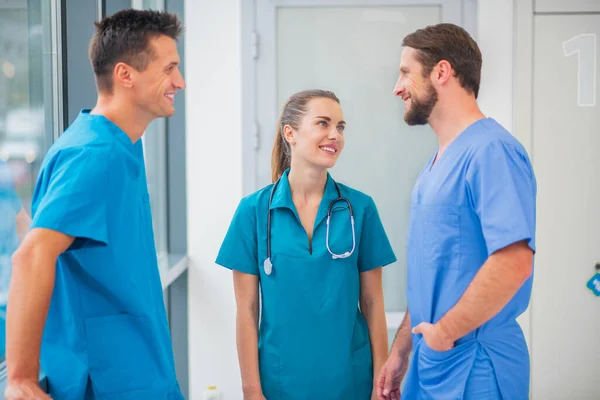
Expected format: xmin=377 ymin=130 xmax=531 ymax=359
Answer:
xmin=140 ymin=0 xmax=168 ymax=258
xmin=276 ymin=7 xmax=440 ymax=312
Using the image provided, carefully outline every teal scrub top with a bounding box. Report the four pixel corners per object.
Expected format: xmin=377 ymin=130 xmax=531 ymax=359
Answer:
xmin=216 ymin=170 xmax=397 ymax=400
xmin=403 ymin=118 xmax=536 ymax=400
xmin=31 ymin=110 xmax=182 ymax=400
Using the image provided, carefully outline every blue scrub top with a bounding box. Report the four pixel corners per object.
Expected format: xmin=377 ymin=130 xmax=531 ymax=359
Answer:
xmin=30 ymin=110 xmax=182 ymax=400
xmin=403 ymin=118 xmax=536 ymax=400
xmin=216 ymin=170 xmax=397 ymax=399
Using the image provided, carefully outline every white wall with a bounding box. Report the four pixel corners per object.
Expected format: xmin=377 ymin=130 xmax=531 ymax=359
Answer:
xmin=185 ymin=0 xmax=243 ymax=398
xmin=475 ymin=1 xmax=533 ymax=347
xmin=477 ymin=0 xmax=514 ymax=130
xmin=185 ymin=1 xmax=520 ymax=399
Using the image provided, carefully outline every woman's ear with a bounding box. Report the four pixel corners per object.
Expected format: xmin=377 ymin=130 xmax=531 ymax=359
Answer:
xmin=283 ymin=124 xmax=296 ymax=145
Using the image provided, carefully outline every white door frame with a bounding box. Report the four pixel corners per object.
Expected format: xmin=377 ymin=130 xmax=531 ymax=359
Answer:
xmin=513 ymin=0 xmax=535 ymax=365
xmin=242 ymin=0 xmax=476 ymax=195
xmin=242 ymin=0 xmax=476 ymax=331
xmin=533 ymin=0 xmax=600 ymax=13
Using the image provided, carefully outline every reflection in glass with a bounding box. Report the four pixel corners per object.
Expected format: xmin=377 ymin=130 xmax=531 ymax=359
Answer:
xmin=140 ymin=0 xmax=169 ymax=262
xmin=0 ymin=0 xmax=56 ymax=359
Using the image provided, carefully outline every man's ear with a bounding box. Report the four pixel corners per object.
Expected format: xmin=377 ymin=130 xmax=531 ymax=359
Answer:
xmin=113 ymin=62 xmax=134 ymax=89
xmin=432 ymin=60 xmax=453 ymax=85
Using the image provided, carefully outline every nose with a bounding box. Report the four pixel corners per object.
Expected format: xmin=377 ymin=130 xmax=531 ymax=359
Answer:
xmin=393 ymin=75 xmax=404 ymax=97
xmin=174 ymin=68 xmax=186 ymax=90
xmin=328 ymin=126 xmax=341 ymax=140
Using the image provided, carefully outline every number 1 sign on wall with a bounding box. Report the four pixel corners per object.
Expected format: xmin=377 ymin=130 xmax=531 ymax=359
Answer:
xmin=563 ymin=33 xmax=597 ymax=107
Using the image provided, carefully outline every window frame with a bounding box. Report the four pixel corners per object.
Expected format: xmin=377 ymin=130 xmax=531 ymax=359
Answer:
xmin=0 ymin=0 xmax=63 ymax=392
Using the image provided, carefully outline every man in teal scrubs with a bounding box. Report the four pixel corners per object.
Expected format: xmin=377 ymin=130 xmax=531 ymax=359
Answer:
xmin=378 ymin=24 xmax=536 ymax=399
xmin=5 ymin=10 xmax=186 ymax=400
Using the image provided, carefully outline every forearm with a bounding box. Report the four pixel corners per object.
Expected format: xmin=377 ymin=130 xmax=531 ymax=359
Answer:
xmin=391 ymin=310 xmax=412 ymax=358
xmin=361 ymin=296 xmax=388 ymax=377
xmin=6 ymin=249 xmax=56 ymax=382
xmin=438 ymin=249 xmax=532 ymax=342
xmin=236 ymin=306 xmax=262 ymax=395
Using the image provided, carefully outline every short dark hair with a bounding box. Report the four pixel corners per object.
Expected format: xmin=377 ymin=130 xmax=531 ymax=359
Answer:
xmin=89 ymin=9 xmax=183 ymax=93
xmin=402 ymin=23 xmax=482 ymax=98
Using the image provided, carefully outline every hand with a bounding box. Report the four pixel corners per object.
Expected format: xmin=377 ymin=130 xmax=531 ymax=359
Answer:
xmin=376 ymin=354 xmax=409 ymax=400
xmin=412 ymin=322 xmax=454 ymax=352
xmin=5 ymin=380 xmax=53 ymax=400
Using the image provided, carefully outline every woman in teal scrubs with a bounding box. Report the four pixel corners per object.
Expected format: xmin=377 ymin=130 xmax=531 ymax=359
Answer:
xmin=216 ymin=89 xmax=397 ymax=400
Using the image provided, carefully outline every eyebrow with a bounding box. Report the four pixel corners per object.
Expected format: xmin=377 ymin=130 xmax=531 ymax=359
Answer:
xmin=315 ymin=116 xmax=346 ymax=125
xmin=165 ymin=61 xmax=179 ymax=69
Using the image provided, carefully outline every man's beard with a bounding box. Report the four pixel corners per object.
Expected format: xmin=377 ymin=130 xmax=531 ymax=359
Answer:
xmin=404 ymin=83 xmax=438 ymax=126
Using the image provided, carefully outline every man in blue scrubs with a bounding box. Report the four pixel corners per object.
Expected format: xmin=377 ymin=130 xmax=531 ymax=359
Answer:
xmin=378 ymin=24 xmax=536 ymax=399
xmin=5 ymin=10 xmax=186 ymax=400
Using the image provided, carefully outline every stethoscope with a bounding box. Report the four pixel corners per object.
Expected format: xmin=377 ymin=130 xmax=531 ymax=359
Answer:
xmin=263 ymin=177 xmax=356 ymax=276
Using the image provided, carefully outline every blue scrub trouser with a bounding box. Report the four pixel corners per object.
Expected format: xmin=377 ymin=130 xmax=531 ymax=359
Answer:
xmin=463 ymin=346 xmax=502 ymax=399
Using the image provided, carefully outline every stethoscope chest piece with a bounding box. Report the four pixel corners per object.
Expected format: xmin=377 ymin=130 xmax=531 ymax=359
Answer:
xmin=265 ymin=176 xmax=355 ymax=276
xmin=264 ymin=257 xmax=273 ymax=275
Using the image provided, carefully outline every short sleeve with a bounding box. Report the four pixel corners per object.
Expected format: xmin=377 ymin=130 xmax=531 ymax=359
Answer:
xmin=466 ymin=141 xmax=537 ymax=256
xmin=31 ymin=146 xmax=111 ymax=248
xmin=215 ymin=197 xmax=259 ymax=276
xmin=357 ymin=197 xmax=397 ymax=273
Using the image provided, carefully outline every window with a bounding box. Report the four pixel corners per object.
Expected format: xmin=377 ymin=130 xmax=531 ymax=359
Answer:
xmin=132 ymin=0 xmax=188 ymax=283
xmin=0 ymin=0 xmax=60 ymax=361
xmin=134 ymin=0 xmax=189 ymax=396
xmin=139 ymin=0 xmax=169 ymax=264
xmin=143 ymin=94 xmax=169 ymax=261
xmin=0 ymin=2 xmax=189 ymax=395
